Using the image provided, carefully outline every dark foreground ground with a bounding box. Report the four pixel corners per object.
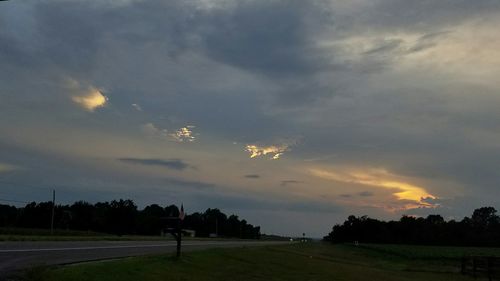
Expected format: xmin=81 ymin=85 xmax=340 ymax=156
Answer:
xmin=0 ymin=240 xmax=288 ymax=278
xmin=12 ymin=243 xmax=500 ymax=281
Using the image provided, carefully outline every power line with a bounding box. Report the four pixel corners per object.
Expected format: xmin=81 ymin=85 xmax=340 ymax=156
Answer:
xmin=0 ymin=198 xmax=30 ymax=204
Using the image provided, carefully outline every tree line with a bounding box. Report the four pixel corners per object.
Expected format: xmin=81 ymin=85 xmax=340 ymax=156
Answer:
xmin=324 ymin=207 xmax=500 ymax=247
xmin=0 ymin=199 xmax=261 ymax=239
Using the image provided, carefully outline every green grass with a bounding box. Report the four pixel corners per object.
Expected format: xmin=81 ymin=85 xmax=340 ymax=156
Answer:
xmin=0 ymin=227 xmax=106 ymax=237
xmin=0 ymin=227 xmax=261 ymax=241
xmin=19 ymin=243 xmax=494 ymax=281
xmin=0 ymin=228 xmax=174 ymax=241
xmin=359 ymin=243 xmax=500 ymax=259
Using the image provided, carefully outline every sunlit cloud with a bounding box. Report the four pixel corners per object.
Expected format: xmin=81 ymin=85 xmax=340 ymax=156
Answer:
xmin=141 ymin=124 xmax=197 ymax=142
xmin=170 ymin=126 xmax=196 ymax=142
xmin=69 ymin=79 xmax=107 ymax=112
xmin=245 ymin=144 xmax=289 ymax=160
xmin=309 ymin=167 xmax=437 ymax=209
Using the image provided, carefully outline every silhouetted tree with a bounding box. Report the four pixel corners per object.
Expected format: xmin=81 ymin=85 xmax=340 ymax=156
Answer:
xmin=0 ymin=204 xmax=17 ymax=227
xmin=0 ymin=199 xmax=261 ymax=239
xmin=69 ymin=201 xmax=94 ymax=231
xmin=108 ymin=199 xmax=138 ymax=235
xmin=325 ymin=207 xmax=500 ymax=247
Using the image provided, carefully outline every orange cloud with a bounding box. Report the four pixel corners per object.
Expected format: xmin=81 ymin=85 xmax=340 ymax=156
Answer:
xmin=310 ymin=167 xmax=437 ymax=209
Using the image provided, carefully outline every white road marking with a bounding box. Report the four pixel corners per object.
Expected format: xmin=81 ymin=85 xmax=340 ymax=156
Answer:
xmin=0 ymin=241 xmax=275 ymax=253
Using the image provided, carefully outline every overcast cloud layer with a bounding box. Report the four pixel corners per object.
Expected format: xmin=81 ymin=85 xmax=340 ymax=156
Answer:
xmin=1 ymin=0 xmax=500 ymax=237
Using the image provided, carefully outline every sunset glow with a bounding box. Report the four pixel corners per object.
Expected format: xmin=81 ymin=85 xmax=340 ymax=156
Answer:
xmin=310 ymin=168 xmax=436 ymax=207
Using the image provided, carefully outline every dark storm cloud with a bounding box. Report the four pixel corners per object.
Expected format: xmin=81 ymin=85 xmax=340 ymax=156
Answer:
xmin=0 ymin=0 xmax=339 ymax=144
xmin=194 ymin=0 xmax=333 ymax=77
xmin=2 ymin=0 xmax=331 ymax=76
xmin=34 ymin=2 xmax=103 ymax=71
xmin=0 ymin=1 xmax=194 ymax=74
xmin=1 ymin=0 xmax=345 ymax=109
xmin=118 ymin=158 xmax=191 ymax=171
xmin=2 ymin=0 xmax=500 ymax=235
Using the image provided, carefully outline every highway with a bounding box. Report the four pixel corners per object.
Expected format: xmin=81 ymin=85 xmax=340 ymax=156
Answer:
xmin=0 ymin=240 xmax=289 ymax=277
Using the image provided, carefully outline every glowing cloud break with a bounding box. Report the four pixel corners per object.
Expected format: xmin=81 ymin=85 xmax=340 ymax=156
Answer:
xmin=72 ymin=86 xmax=108 ymax=112
xmin=245 ymin=144 xmax=289 ymax=160
xmin=170 ymin=126 xmax=196 ymax=142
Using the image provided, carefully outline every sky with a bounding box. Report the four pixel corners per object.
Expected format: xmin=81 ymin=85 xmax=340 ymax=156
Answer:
xmin=1 ymin=0 xmax=500 ymax=237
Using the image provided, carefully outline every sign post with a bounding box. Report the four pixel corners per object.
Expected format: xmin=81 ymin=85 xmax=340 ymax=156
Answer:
xmin=176 ymin=204 xmax=185 ymax=257
xmin=163 ymin=204 xmax=185 ymax=258
xmin=174 ymin=218 xmax=181 ymax=257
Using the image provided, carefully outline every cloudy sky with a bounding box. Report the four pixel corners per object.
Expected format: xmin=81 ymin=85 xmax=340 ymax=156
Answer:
xmin=1 ymin=0 xmax=500 ymax=237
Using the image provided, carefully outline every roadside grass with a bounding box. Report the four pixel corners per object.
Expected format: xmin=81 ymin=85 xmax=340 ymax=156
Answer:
xmin=0 ymin=228 xmax=128 ymax=241
xmin=19 ymin=243 xmax=488 ymax=281
xmin=0 ymin=227 xmax=259 ymax=241
xmin=0 ymin=227 xmax=105 ymax=237
xmin=359 ymin=243 xmax=500 ymax=259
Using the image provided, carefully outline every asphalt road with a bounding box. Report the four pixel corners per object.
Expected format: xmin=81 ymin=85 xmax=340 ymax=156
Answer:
xmin=0 ymin=240 xmax=289 ymax=277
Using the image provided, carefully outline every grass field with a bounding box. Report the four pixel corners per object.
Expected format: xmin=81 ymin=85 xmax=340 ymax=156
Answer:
xmin=0 ymin=227 xmax=124 ymax=241
xmin=0 ymin=227 xmax=270 ymax=242
xmin=0 ymin=228 xmax=174 ymax=241
xmin=18 ymin=243 xmax=500 ymax=281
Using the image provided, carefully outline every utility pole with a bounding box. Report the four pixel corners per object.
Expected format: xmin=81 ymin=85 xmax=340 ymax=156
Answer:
xmin=50 ymin=189 xmax=55 ymax=235
xmin=215 ymin=217 xmax=218 ymax=237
